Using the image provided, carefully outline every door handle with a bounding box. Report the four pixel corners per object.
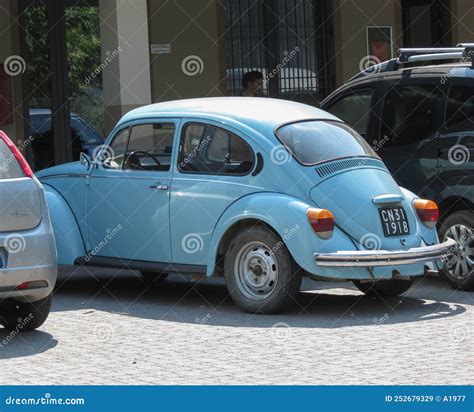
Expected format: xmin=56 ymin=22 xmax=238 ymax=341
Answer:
xmin=150 ymin=184 xmax=169 ymax=191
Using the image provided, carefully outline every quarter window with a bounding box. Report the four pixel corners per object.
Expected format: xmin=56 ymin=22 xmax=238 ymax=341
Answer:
xmin=179 ymin=124 xmax=254 ymax=175
xmin=102 ymin=128 xmax=129 ymax=169
xmin=326 ymin=89 xmax=374 ymax=137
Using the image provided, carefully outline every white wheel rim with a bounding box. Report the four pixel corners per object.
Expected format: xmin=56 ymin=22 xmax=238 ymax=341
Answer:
xmin=234 ymin=241 xmax=279 ymax=300
xmin=443 ymin=224 xmax=474 ymax=280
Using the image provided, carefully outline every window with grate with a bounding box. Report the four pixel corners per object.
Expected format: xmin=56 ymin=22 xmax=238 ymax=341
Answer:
xmin=224 ymin=0 xmax=335 ymax=104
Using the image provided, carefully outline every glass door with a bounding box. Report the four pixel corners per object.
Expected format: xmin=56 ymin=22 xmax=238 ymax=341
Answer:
xmin=20 ymin=0 xmax=103 ymax=171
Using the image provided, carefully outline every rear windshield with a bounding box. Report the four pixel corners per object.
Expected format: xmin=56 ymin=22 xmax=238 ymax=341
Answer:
xmin=275 ymin=120 xmax=379 ymax=166
xmin=0 ymin=139 xmax=25 ymax=179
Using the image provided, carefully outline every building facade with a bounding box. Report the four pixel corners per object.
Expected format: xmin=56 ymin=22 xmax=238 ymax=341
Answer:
xmin=0 ymin=0 xmax=473 ymax=170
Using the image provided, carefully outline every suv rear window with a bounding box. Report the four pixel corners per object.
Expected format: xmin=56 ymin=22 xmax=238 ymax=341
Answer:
xmin=0 ymin=139 xmax=25 ymax=179
xmin=275 ymin=120 xmax=379 ymax=166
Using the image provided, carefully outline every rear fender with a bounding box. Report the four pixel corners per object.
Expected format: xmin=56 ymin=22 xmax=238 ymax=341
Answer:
xmin=43 ymin=184 xmax=86 ymax=265
xmin=206 ymin=193 xmax=356 ymax=276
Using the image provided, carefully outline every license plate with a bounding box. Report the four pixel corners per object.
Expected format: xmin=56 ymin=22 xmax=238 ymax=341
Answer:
xmin=378 ymin=207 xmax=410 ymax=237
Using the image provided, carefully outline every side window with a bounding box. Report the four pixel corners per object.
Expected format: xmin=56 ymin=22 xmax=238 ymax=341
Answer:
xmin=325 ymin=89 xmax=374 ymax=137
xmin=446 ymin=85 xmax=474 ymax=133
xmin=179 ymin=123 xmax=254 ymax=175
xmin=123 ymin=123 xmax=175 ymax=172
xmin=380 ymin=84 xmax=443 ymax=148
xmin=102 ymin=128 xmax=129 ymax=169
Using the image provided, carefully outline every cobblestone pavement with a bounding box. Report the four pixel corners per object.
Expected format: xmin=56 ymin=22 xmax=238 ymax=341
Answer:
xmin=0 ymin=267 xmax=472 ymax=385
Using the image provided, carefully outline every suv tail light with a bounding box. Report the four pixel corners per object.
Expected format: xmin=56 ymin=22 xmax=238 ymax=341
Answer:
xmin=307 ymin=208 xmax=334 ymax=239
xmin=413 ymin=199 xmax=439 ymax=228
xmin=0 ymin=131 xmax=34 ymax=178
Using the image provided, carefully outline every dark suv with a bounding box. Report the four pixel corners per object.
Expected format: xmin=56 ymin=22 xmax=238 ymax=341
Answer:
xmin=321 ymin=45 xmax=474 ymax=291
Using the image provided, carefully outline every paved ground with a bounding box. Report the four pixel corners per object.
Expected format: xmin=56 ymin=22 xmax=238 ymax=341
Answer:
xmin=0 ymin=267 xmax=472 ymax=385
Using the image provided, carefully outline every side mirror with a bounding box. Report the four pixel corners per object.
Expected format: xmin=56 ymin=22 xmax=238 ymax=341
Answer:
xmin=80 ymin=152 xmax=92 ymax=170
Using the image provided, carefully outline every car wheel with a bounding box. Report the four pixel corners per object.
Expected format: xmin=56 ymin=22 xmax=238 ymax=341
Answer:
xmin=438 ymin=211 xmax=474 ymax=291
xmin=224 ymin=226 xmax=302 ymax=314
xmin=353 ymin=279 xmax=414 ymax=297
xmin=0 ymin=294 xmax=53 ymax=331
xmin=140 ymin=271 xmax=169 ymax=288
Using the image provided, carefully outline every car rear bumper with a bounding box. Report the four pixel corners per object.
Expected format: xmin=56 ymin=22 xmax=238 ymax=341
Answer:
xmin=0 ymin=218 xmax=57 ymax=303
xmin=0 ymin=264 xmax=57 ymax=302
xmin=314 ymin=238 xmax=456 ymax=268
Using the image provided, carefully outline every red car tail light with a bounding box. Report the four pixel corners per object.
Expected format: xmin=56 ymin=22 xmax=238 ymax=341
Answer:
xmin=307 ymin=208 xmax=334 ymax=239
xmin=413 ymin=199 xmax=439 ymax=228
xmin=0 ymin=131 xmax=34 ymax=178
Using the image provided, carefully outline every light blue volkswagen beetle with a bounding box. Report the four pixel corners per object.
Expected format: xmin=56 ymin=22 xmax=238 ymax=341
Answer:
xmin=37 ymin=98 xmax=455 ymax=313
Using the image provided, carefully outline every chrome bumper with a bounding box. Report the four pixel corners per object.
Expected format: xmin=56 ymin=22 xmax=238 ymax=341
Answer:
xmin=315 ymin=238 xmax=456 ymax=267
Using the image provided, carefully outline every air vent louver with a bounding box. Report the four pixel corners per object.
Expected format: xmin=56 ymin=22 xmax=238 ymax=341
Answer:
xmin=315 ymin=158 xmax=386 ymax=178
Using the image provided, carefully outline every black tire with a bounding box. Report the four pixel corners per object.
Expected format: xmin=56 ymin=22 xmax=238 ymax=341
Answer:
xmin=224 ymin=225 xmax=302 ymax=314
xmin=0 ymin=294 xmax=53 ymax=331
xmin=353 ymin=279 xmax=414 ymax=297
xmin=438 ymin=210 xmax=474 ymax=291
xmin=140 ymin=271 xmax=169 ymax=288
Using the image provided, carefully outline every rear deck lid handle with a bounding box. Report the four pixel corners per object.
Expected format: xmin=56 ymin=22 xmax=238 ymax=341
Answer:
xmin=372 ymin=193 xmax=404 ymax=204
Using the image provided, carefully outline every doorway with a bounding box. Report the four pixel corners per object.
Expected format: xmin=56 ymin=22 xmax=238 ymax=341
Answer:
xmin=402 ymin=0 xmax=452 ymax=47
xmin=20 ymin=0 xmax=104 ymax=171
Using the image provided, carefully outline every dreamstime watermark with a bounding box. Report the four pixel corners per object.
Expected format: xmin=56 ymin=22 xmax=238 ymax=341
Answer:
xmin=270 ymin=145 xmax=292 ymax=165
xmin=5 ymin=393 xmax=85 ymax=406
xmin=84 ymin=47 xmax=122 ymax=85
xmin=92 ymin=144 xmax=115 ymax=166
xmin=449 ymin=324 xmax=470 ymax=344
xmin=3 ymin=55 xmax=26 ymax=76
xmin=179 ymin=135 xmax=211 ymax=168
xmin=448 ymin=144 xmax=470 ymax=165
xmin=359 ymin=233 xmax=382 ymax=251
xmin=195 ymin=313 xmax=212 ymax=325
xmin=266 ymin=46 xmax=301 ymax=81
xmin=373 ymin=313 xmax=390 ymax=327
xmin=181 ymin=55 xmax=204 ymax=76
xmin=182 ymin=233 xmax=204 ymax=254
xmin=4 ymin=233 xmax=26 ymax=254
xmin=0 ymin=314 xmax=33 ymax=348
xmin=92 ymin=323 xmax=115 ymax=343
xmin=271 ymin=224 xmax=300 ymax=255
xmin=84 ymin=224 xmax=123 ymax=263
xmin=0 ymin=135 xmax=34 ymax=172
xmin=440 ymin=49 xmax=474 ymax=84
xmin=359 ymin=55 xmax=381 ymax=75
xmin=271 ymin=322 xmax=292 ymax=344
xmin=372 ymin=135 xmax=390 ymax=152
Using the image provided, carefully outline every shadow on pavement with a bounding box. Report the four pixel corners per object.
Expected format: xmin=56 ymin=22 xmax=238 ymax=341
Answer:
xmin=49 ymin=266 xmax=471 ymax=329
xmin=0 ymin=330 xmax=57 ymax=360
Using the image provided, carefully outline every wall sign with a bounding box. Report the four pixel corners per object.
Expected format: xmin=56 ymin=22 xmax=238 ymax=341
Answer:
xmin=151 ymin=44 xmax=171 ymax=55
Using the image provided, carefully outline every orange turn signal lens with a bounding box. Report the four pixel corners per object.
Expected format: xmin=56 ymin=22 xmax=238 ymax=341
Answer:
xmin=413 ymin=199 xmax=439 ymax=228
xmin=307 ymin=208 xmax=334 ymax=239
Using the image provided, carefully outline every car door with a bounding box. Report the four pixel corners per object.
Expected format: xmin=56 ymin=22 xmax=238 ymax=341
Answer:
xmin=375 ymin=78 xmax=443 ymax=198
xmin=437 ymin=79 xmax=474 ymax=208
xmin=86 ymin=119 xmax=179 ymax=263
xmin=170 ymin=119 xmax=261 ymax=265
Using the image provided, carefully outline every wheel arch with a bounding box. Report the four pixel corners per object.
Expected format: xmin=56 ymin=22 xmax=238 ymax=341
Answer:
xmin=438 ymin=196 xmax=474 ymax=223
xmin=204 ymin=193 xmax=322 ymax=276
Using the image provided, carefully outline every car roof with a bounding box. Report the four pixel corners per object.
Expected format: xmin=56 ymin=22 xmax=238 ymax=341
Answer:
xmin=120 ymin=97 xmax=338 ymax=136
xmin=322 ymin=62 xmax=474 ymax=105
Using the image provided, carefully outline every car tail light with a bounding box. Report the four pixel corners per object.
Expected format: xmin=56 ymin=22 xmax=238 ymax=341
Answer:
xmin=307 ymin=208 xmax=334 ymax=239
xmin=413 ymin=199 xmax=439 ymax=228
xmin=0 ymin=131 xmax=34 ymax=177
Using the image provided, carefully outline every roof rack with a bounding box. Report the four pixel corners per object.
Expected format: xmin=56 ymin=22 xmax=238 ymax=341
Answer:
xmin=350 ymin=43 xmax=474 ymax=81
